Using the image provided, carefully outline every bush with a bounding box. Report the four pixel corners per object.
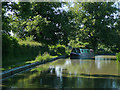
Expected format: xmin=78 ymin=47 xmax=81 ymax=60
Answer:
xmin=27 ymin=52 xmax=57 ymax=63
xmin=48 ymin=44 xmax=68 ymax=56
xmin=116 ymin=52 xmax=120 ymax=62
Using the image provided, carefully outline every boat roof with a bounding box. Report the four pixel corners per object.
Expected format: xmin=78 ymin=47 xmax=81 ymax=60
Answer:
xmin=73 ymin=48 xmax=93 ymax=50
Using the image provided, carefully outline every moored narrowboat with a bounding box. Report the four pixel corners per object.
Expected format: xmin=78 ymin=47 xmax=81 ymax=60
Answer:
xmin=70 ymin=48 xmax=94 ymax=59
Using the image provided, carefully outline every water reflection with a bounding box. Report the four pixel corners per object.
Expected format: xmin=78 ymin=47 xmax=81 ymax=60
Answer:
xmin=49 ymin=59 xmax=118 ymax=76
xmin=65 ymin=60 xmax=71 ymax=65
xmin=2 ymin=55 xmax=120 ymax=88
xmin=95 ymin=55 xmax=116 ymax=60
xmin=2 ymin=72 xmax=120 ymax=88
xmin=55 ymin=66 xmax=62 ymax=78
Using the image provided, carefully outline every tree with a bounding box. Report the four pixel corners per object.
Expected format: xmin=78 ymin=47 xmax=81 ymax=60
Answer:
xmin=2 ymin=2 xmax=12 ymax=34
xmin=70 ymin=2 xmax=118 ymax=52
xmin=4 ymin=2 xmax=75 ymax=45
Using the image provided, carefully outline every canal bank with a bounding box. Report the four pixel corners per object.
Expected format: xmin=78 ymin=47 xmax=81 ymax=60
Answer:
xmin=1 ymin=55 xmax=69 ymax=80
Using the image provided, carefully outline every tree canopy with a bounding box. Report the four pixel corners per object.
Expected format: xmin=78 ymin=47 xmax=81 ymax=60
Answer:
xmin=2 ymin=2 xmax=120 ymax=52
xmin=69 ymin=2 xmax=120 ymax=51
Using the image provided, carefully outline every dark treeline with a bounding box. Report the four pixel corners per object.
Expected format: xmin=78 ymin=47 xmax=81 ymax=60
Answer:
xmin=2 ymin=2 xmax=120 ymax=66
xmin=2 ymin=34 xmax=69 ymax=68
xmin=2 ymin=34 xmax=41 ymax=67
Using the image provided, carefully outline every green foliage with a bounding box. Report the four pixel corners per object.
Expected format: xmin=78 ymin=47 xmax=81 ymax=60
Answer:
xmin=96 ymin=43 xmax=115 ymax=54
xmin=116 ymin=52 xmax=120 ymax=62
xmin=2 ymin=34 xmax=42 ymax=69
xmin=36 ymin=52 xmax=56 ymax=61
xmin=2 ymin=1 xmax=120 ymax=67
xmin=70 ymin=2 xmax=119 ymax=52
xmin=3 ymin=2 xmax=75 ymax=45
xmin=2 ymin=35 xmax=68 ymax=70
xmin=25 ymin=15 xmax=52 ymax=44
xmin=18 ymin=40 xmax=42 ymax=46
xmin=69 ymin=38 xmax=87 ymax=48
xmin=2 ymin=2 xmax=11 ymax=33
xmin=13 ymin=2 xmax=33 ymax=19
xmin=25 ymin=35 xmax=34 ymax=41
xmin=48 ymin=44 xmax=69 ymax=56
xmin=2 ymin=34 xmax=18 ymax=56
xmin=27 ymin=52 xmax=57 ymax=63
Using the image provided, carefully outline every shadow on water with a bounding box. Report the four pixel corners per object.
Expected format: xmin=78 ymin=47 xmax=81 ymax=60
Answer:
xmin=2 ymin=55 xmax=120 ymax=88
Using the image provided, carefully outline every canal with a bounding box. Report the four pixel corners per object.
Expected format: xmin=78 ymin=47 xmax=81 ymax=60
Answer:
xmin=2 ymin=55 xmax=120 ymax=89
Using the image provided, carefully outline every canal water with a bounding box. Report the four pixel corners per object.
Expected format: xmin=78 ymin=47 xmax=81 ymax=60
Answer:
xmin=2 ymin=55 xmax=120 ymax=89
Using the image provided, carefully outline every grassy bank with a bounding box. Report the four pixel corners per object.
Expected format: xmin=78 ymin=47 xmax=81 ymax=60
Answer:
xmin=2 ymin=42 xmax=42 ymax=70
xmin=26 ymin=52 xmax=57 ymax=64
xmin=2 ymin=34 xmax=41 ymax=70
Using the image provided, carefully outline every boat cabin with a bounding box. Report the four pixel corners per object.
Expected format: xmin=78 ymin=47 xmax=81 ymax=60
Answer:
xmin=70 ymin=48 xmax=94 ymax=59
xmin=71 ymin=48 xmax=93 ymax=54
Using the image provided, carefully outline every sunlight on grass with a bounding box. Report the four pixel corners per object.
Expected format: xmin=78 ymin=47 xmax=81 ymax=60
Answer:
xmin=18 ymin=40 xmax=42 ymax=46
xmin=26 ymin=52 xmax=57 ymax=63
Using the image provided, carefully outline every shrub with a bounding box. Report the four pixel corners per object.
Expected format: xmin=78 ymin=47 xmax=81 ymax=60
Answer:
xmin=116 ymin=52 xmax=120 ymax=62
xmin=27 ymin=52 xmax=57 ymax=63
xmin=35 ymin=53 xmax=42 ymax=62
xmin=48 ymin=44 xmax=68 ymax=56
xmin=42 ymin=52 xmax=51 ymax=60
xmin=35 ymin=52 xmax=52 ymax=62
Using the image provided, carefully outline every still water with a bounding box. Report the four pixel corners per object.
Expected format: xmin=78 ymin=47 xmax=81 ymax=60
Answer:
xmin=2 ymin=55 xmax=120 ymax=88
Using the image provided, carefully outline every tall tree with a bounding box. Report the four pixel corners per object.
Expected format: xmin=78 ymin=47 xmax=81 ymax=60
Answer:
xmin=5 ymin=2 xmax=75 ymax=45
xmin=70 ymin=2 xmax=118 ymax=51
